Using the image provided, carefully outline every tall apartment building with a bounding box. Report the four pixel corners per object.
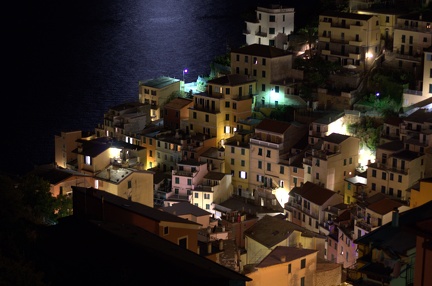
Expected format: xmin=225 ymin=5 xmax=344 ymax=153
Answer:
xmin=230 ymin=44 xmax=294 ymax=106
xmin=224 ymin=140 xmax=250 ymax=198
xmin=188 ymin=74 xmax=256 ymax=147
xmin=367 ymin=141 xmax=426 ymax=202
xmin=318 ymin=11 xmax=381 ymax=71
xmin=388 ymin=11 xmax=432 ymax=85
xmin=243 ymin=4 xmax=295 ymax=50
xmin=249 ymin=118 xmax=308 ymax=209
xmin=303 ymin=133 xmax=360 ymax=193
xmin=138 ymin=76 xmax=180 ymax=121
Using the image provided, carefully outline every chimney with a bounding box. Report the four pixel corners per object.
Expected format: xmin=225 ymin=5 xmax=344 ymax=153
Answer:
xmin=392 ymin=207 xmax=399 ymax=227
xmin=219 ymin=239 xmax=224 ymax=251
xmin=280 ymin=255 xmax=286 ymax=263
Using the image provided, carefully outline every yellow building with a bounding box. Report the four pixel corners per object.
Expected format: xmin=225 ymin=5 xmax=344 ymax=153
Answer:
xmin=318 ymin=11 xmax=381 ymax=70
xmin=390 ymin=11 xmax=432 ymax=82
xmin=224 ymin=139 xmax=251 ymax=198
xmin=249 ymin=118 xmax=308 ymax=210
xmin=369 ymin=140 xmax=426 ymax=202
xmin=54 ymin=130 xmax=86 ymax=170
xmin=245 ymin=246 xmax=320 ymax=286
xmin=230 ymin=44 xmax=293 ymax=105
xmin=94 ymin=166 xmax=154 ymax=207
xmin=188 ymin=74 xmax=256 ymax=147
xmin=138 ymin=76 xmax=180 ymax=121
xmin=303 ymin=133 xmax=360 ymax=194
xmin=410 ymin=177 xmax=432 ymax=208
xmin=344 ymin=175 xmax=367 ymax=205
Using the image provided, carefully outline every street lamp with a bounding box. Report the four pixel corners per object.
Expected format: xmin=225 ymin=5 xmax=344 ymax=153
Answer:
xmin=182 ymin=68 xmax=188 ymax=83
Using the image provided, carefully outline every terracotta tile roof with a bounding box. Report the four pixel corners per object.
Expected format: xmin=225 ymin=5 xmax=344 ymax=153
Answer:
xmin=256 ymin=246 xmax=318 ymax=268
xmin=290 ymin=182 xmax=338 ymax=206
xmin=255 ymin=118 xmax=291 ymax=134
xmin=164 ymin=97 xmax=193 ymax=110
xmin=244 ymin=215 xmax=324 ymax=248
xmin=231 ymin=43 xmax=292 ymax=58
xmin=324 ymin=133 xmax=350 ymax=144
xmin=208 ymin=73 xmax=256 ymax=86
xmin=367 ymin=198 xmax=403 ymax=215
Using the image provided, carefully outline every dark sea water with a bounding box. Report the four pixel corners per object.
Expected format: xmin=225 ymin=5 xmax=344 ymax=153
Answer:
xmin=7 ymin=0 xmax=317 ymax=176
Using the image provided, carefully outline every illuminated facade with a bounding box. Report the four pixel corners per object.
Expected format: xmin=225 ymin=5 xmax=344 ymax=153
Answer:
xmin=318 ymin=11 xmax=381 ymax=71
xmin=188 ymin=74 xmax=256 ymax=147
xmin=248 ymin=118 xmax=308 ymax=209
xmin=303 ymin=133 xmax=360 ymax=194
xmin=244 ymin=4 xmax=295 ymax=50
xmin=230 ymin=44 xmax=294 ymax=107
xmin=138 ymin=76 xmax=181 ymax=121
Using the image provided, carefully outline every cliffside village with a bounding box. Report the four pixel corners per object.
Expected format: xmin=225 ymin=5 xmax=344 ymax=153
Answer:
xmin=31 ymin=3 xmax=432 ymax=286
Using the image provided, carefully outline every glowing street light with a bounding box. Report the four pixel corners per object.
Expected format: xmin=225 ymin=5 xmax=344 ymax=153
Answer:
xmin=182 ymin=68 xmax=188 ymax=83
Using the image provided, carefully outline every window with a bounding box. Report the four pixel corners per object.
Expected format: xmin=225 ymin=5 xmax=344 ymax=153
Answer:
xmin=226 ymin=88 xmax=230 ymax=95
xmin=85 ymin=156 xmax=91 ymax=165
xmin=231 ymin=158 xmax=234 ymax=165
xmin=382 ymin=172 xmax=386 ymax=180
xmin=258 ymin=161 xmax=262 ymax=169
xmin=266 ymin=150 xmax=271 ymax=158
xmin=187 ymin=179 xmax=192 ymax=185
xmin=288 ymin=264 xmax=291 ymax=273
xmin=258 ymin=148 xmax=263 ymax=156
xmin=371 ymin=183 xmax=376 ymax=191
xmin=194 ymin=193 xmax=199 ymax=198
xmin=236 ymin=55 xmax=240 ymax=61
xmin=301 ymin=259 xmax=306 ymax=269
xmin=204 ymin=194 xmax=210 ymax=199
xmin=261 ymin=84 xmax=265 ymax=92
xmin=241 ymin=148 xmax=245 ymax=155
xmin=175 ymin=177 xmax=179 ymax=184
xmin=205 ymin=114 xmax=209 ymax=122
xmin=239 ymin=171 xmax=247 ymax=179
xmin=269 ymin=27 xmax=275 ymax=34
xmin=205 ymin=204 xmax=210 ymax=210
xmin=244 ymin=56 xmax=248 ymax=63
xmin=241 ymin=160 xmax=245 ymax=167
xmin=301 ymin=277 xmax=305 ymax=286
xmin=267 ymin=163 xmax=271 ymax=171
xmin=164 ymin=226 xmax=169 ymax=235
xmin=390 ymin=173 xmax=394 ymax=181
xmin=231 ymin=146 xmax=235 ymax=154
xmin=372 ymin=170 xmax=377 ymax=177
xmin=225 ymin=114 xmax=229 ymax=121
xmin=262 ymin=58 xmax=266 ymax=65
xmin=262 ymin=71 xmax=266 ymax=78
xmin=398 ymin=175 xmax=402 ymax=183
xmin=225 ymin=101 xmax=230 ymax=108
xmin=269 ymin=15 xmax=275 ymax=22
xmin=316 ymin=173 xmax=319 ymax=179
xmin=293 ymin=167 xmax=297 ymax=173
xmin=280 ymin=166 xmax=284 ymax=174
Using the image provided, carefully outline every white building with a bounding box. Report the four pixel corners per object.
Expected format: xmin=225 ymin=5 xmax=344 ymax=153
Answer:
xmin=244 ymin=4 xmax=295 ymax=50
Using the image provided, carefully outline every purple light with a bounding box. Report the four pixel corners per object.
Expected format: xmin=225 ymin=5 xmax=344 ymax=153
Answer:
xmin=184 ymin=69 xmax=188 ymax=73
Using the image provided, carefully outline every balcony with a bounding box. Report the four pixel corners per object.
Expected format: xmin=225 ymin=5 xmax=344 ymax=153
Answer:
xmin=256 ymin=31 xmax=267 ymax=37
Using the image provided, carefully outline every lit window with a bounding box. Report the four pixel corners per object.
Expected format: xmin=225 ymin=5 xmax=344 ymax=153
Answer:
xmin=240 ymin=171 xmax=247 ymax=179
xmin=225 ymin=126 xmax=231 ymax=134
